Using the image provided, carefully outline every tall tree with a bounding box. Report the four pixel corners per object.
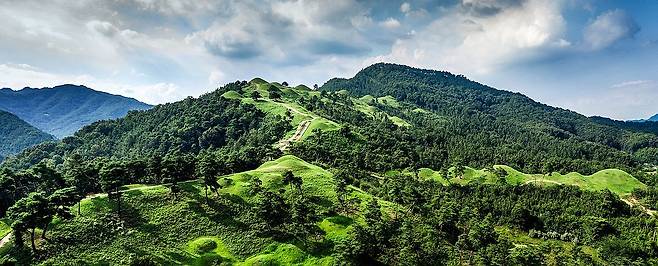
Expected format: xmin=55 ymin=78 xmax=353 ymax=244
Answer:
xmin=7 ymin=192 xmax=52 ymax=252
xmin=44 ymin=187 xmax=80 ymax=238
xmin=100 ymin=162 xmax=126 ymax=216
xmin=196 ymin=152 xmax=221 ymax=204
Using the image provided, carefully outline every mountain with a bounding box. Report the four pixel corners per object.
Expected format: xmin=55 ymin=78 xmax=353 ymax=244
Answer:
xmin=0 ymin=110 xmax=53 ymax=161
xmin=0 ymin=84 xmax=152 ymax=138
xmin=318 ymin=63 xmax=658 ymax=172
xmin=649 ymin=114 xmax=658 ymax=121
xmin=2 ymin=66 xmax=658 ymax=265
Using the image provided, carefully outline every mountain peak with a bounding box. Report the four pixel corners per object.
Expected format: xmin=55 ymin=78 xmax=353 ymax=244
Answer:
xmin=0 ymin=84 xmax=152 ymax=138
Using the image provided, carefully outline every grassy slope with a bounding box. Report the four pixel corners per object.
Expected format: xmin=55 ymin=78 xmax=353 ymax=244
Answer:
xmin=412 ymin=165 xmax=645 ymax=195
xmin=228 ymin=79 xmax=340 ymax=140
xmin=2 ymin=156 xmax=389 ymax=265
xmin=0 ymin=219 xmax=9 ymax=239
xmin=1 ymin=156 xmax=612 ymax=264
xmin=353 ymin=94 xmax=411 ymax=127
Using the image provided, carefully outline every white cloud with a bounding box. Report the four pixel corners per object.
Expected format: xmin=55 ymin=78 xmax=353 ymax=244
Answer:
xmin=584 ymin=9 xmax=640 ymax=50
xmin=0 ymin=63 xmax=183 ymax=104
xmin=381 ymin=18 xmax=402 ymax=29
xmin=400 ymin=2 xmax=411 ymax=13
xmin=369 ymin=0 xmax=568 ymax=74
xmin=566 ymin=80 xmax=658 ymax=120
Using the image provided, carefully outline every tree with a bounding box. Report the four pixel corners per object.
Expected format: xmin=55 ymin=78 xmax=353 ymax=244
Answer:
xmin=7 ymin=192 xmax=52 ymax=252
xmin=282 ymin=81 xmax=289 ymax=87
xmin=269 ymin=90 xmax=281 ymax=100
xmin=63 ymin=154 xmax=92 ymax=215
xmin=31 ymin=161 xmax=65 ymax=194
xmin=254 ymin=190 xmax=288 ymax=231
xmin=313 ymin=84 xmax=319 ymax=90
xmin=335 ymin=176 xmax=348 ymax=210
xmin=453 ymin=161 xmax=466 ymax=179
xmin=162 ymin=153 xmax=194 ymax=200
xmin=0 ymin=172 xmax=17 ymax=216
xmin=282 ymin=170 xmax=303 ymax=195
xmin=45 ymin=187 xmax=81 ymax=237
xmin=196 ymin=152 xmax=221 ymax=204
xmin=100 ymin=162 xmax=126 ymax=216
xmin=251 ymin=91 xmax=261 ymax=101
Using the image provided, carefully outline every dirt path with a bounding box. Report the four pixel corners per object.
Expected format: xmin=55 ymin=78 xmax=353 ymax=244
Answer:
xmin=522 ymin=179 xmax=563 ymax=186
xmin=84 ymin=179 xmax=200 ymax=200
xmin=622 ymin=197 xmax=656 ymax=216
xmin=0 ymin=232 xmax=11 ymax=249
xmin=277 ymin=119 xmax=313 ymax=151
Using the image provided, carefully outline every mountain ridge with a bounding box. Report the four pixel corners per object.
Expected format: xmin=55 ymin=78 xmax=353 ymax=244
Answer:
xmin=0 ymin=84 xmax=152 ymax=138
xmin=0 ymin=110 xmax=54 ymax=161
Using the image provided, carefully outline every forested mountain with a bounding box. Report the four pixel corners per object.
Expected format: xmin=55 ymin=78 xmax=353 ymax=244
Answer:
xmin=1 ymin=66 xmax=658 ymax=265
xmin=0 ymin=85 xmax=152 ymax=138
xmin=1 ymin=81 xmax=289 ymax=170
xmin=319 ymin=63 xmax=658 ymax=173
xmin=0 ymin=110 xmax=53 ymax=161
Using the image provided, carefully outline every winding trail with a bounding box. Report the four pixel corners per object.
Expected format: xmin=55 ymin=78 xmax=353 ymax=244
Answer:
xmin=277 ymin=119 xmax=314 ymax=151
xmin=85 ymin=179 xmax=200 ymax=200
xmin=622 ymin=197 xmax=656 ymax=216
xmin=522 ymin=179 xmax=563 ymax=186
xmin=0 ymin=232 xmax=11 ymax=249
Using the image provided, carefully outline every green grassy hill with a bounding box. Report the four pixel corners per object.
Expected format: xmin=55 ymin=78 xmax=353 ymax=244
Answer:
xmin=3 ymin=155 xmax=629 ymax=265
xmin=222 ymin=79 xmax=341 ymax=141
xmin=0 ymin=156 xmax=383 ymax=265
xmin=411 ymin=165 xmax=646 ymax=195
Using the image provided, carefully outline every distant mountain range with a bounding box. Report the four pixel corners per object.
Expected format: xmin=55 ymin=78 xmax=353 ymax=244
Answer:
xmin=0 ymin=84 xmax=152 ymax=138
xmin=648 ymin=114 xmax=658 ymax=122
xmin=0 ymin=110 xmax=54 ymax=161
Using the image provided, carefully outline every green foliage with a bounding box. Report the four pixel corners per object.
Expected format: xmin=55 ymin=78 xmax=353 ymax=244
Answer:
xmin=3 ymin=81 xmax=289 ymax=170
xmin=320 ymin=63 xmax=658 ymax=171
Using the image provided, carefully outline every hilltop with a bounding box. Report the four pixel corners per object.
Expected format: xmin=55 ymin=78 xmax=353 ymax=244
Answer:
xmin=0 ymin=84 xmax=152 ymax=138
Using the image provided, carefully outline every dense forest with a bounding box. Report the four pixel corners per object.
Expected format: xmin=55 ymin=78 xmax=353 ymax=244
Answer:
xmin=0 ymin=110 xmax=53 ymax=162
xmin=319 ymin=63 xmax=658 ymax=173
xmin=1 ymin=64 xmax=658 ymax=265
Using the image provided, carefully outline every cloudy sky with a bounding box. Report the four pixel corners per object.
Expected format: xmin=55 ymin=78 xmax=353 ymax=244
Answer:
xmin=1 ymin=0 xmax=657 ymax=120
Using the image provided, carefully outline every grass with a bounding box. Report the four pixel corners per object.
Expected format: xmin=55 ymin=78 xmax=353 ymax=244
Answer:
xmin=409 ymin=165 xmax=645 ymax=196
xmin=221 ymin=90 xmax=242 ymax=99
xmin=496 ymin=226 xmax=605 ymax=265
xmin=239 ymin=243 xmax=334 ymax=266
xmin=221 ymin=155 xmax=338 ymax=206
xmin=318 ymin=216 xmax=353 ymax=242
xmin=352 ymin=94 xmax=411 ymax=128
xmin=233 ymin=82 xmax=341 ymax=141
xmin=0 ymin=219 xmax=10 ymax=239
xmin=301 ymin=118 xmax=340 ymax=139
xmin=23 ymin=155 xmax=346 ymax=265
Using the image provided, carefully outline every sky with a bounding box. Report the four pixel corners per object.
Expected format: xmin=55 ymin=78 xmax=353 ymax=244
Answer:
xmin=0 ymin=0 xmax=657 ymax=120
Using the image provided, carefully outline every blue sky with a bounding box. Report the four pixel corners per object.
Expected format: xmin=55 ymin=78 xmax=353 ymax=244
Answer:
xmin=0 ymin=0 xmax=656 ymax=120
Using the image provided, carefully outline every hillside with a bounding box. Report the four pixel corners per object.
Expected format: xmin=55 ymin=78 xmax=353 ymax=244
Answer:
xmin=318 ymin=63 xmax=658 ymax=173
xmin=2 ymin=67 xmax=658 ymax=265
xmin=0 ymin=110 xmax=53 ymax=161
xmin=0 ymin=85 xmax=152 ymax=138
xmin=1 ymin=155 xmax=653 ymax=265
